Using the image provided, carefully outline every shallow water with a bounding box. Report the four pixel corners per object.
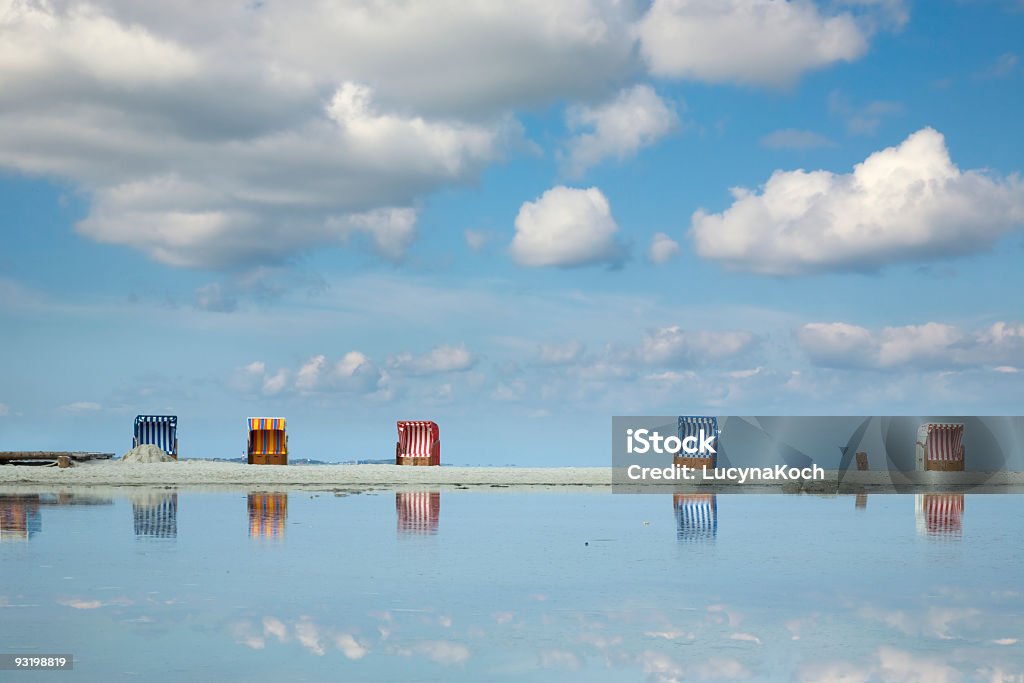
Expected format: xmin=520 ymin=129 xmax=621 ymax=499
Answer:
xmin=2 ymin=490 xmax=1022 ymax=681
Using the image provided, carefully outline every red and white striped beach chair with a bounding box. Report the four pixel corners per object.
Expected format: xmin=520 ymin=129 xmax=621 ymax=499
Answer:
xmin=396 ymin=421 xmax=440 ymax=466
xmin=915 ymin=423 xmax=965 ymax=472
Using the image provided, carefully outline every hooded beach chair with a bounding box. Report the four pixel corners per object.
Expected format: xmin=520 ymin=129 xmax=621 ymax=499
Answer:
xmin=133 ymin=415 xmax=178 ymax=458
xmin=673 ymin=494 xmax=717 ymax=541
xmin=915 ymin=423 xmax=964 ymax=472
xmin=674 ymin=416 xmax=718 ymax=469
xmin=396 ymin=420 xmax=440 ymax=466
xmin=247 ymin=417 xmax=288 ymax=465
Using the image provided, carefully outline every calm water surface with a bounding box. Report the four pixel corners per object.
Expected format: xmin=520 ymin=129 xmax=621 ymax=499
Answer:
xmin=2 ymin=490 xmax=1022 ymax=681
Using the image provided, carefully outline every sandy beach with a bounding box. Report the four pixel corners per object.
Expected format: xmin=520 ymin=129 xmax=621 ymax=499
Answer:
xmin=2 ymin=460 xmax=1023 ymax=492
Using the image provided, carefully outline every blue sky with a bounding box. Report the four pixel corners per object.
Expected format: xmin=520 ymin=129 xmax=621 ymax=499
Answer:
xmin=1 ymin=0 xmax=1022 ymax=464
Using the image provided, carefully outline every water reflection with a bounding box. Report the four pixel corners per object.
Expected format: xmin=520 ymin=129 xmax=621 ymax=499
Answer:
xmin=396 ymin=490 xmax=440 ymax=535
xmin=248 ymin=492 xmax=288 ymax=538
xmin=856 ymin=492 xmax=868 ymax=509
xmin=915 ymin=493 xmax=964 ymax=539
xmin=0 ymin=494 xmax=42 ymax=542
xmin=673 ymin=494 xmax=717 ymax=541
xmin=132 ymin=493 xmax=178 ymax=539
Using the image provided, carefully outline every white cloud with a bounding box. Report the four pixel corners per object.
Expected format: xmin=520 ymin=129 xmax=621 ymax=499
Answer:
xmin=60 ymin=401 xmax=102 ymax=412
xmin=294 ymin=618 xmax=325 ymax=656
xmin=538 ymin=340 xmax=585 ymax=365
xmin=262 ymin=617 xmax=289 ymax=643
xmin=636 ymin=0 xmax=868 ymax=87
xmin=563 ymin=85 xmax=677 ymax=175
xmin=388 ymin=345 xmax=476 ymax=375
xmin=642 ymin=326 xmax=757 ymax=365
xmin=334 ymin=633 xmax=368 ymax=660
xmin=760 ymin=129 xmax=836 ymax=150
xmin=411 ymin=640 xmax=470 ymax=666
xmin=327 ymin=207 xmax=418 ymax=261
xmin=647 ymin=232 xmax=680 ymax=264
xmin=510 ymin=186 xmax=625 ymax=267
xmin=691 ymin=128 xmax=1024 ymax=275
xmin=236 ymin=353 xmax=388 ymax=396
xmin=876 ymin=646 xmax=961 ymax=683
xmin=798 ymin=320 xmax=1024 ymax=369
xmin=797 ymin=661 xmax=871 ymax=683
xmin=2 ymin=1 xmax=568 ymax=268
xmin=262 ymin=368 xmax=290 ymax=396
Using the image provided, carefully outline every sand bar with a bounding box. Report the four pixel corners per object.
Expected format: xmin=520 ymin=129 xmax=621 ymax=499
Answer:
xmin=2 ymin=461 xmax=1024 ymax=493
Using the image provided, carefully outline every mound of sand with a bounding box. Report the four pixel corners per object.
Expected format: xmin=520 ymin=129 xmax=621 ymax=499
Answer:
xmin=121 ymin=444 xmax=175 ymax=463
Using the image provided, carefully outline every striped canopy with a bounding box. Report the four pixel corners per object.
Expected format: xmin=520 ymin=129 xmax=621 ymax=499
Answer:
xmin=134 ymin=415 xmax=178 ymax=456
xmin=922 ymin=423 xmax=964 ymax=462
xmin=677 ymin=416 xmax=718 ymax=456
xmin=248 ymin=417 xmax=286 ymax=431
xmin=397 ymin=420 xmax=439 ymax=458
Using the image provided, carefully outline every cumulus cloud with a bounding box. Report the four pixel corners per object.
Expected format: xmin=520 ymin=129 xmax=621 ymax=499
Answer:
xmin=295 ymin=618 xmax=325 ymax=656
xmin=636 ymin=0 xmax=869 ymax=87
xmin=295 ymin=352 xmax=387 ymax=394
xmin=647 ymin=232 xmax=680 ymax=264
xmin=563 ymin=85 xmax=677 ymax=176
xmin=388 ymin=345 xmax=476 ymax=375
xmin=2 ymin=2 xmax=568 ymax=268
xmin=642 ymin=326 xmax=757 ymax=365
xmin=876 ymin=646 xmax=961 ymax=683
xmin=510 ymin=186 xmax=626 ymax=267
xmin=233 ymin=353 xmax=388 ymax=396
xmin=797 ymin=320 xmax=1024 ymax=369
xmin=691 ymin=128 xmax=1024 ymax=275
xmin=334 ymin=633 xmax=368 ymax=660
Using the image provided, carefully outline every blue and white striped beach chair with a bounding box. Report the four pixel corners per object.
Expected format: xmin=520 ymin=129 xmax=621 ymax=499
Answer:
xmin=675 ymin=416 xmax=719 ymax=467
xmin=133 ymin=415 xmax=178 ymax=458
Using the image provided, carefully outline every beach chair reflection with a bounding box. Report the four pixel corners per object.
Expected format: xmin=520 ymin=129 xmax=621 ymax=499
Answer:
xmin=132 ymin=493 xmax=178 ymax=538
xmin=673 ymin=494 xmax=717 ymax=541
xmin=249 ymin=492 xmax=288 ymax=538
xmin=915 ymin=493 xmax=964 ymax=539
xmin=396 ymin=490 xmax=440 ymax=535
xmin=0 ymin=494 xmax=42 ymax=542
